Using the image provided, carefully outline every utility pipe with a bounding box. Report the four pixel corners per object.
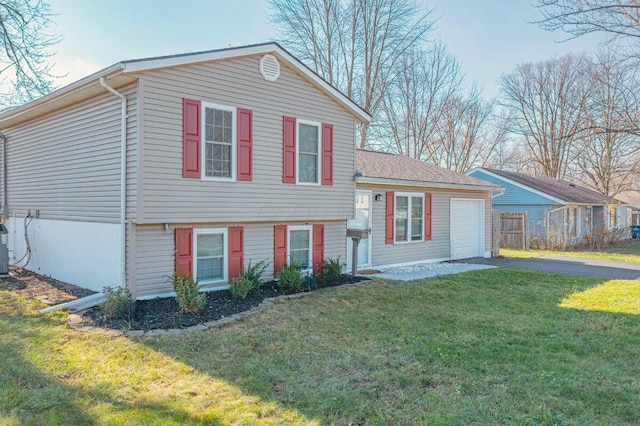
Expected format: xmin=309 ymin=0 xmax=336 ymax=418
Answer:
xmin=1 ymin=132 xmax=6 ymax=221
xmin=99 ymin=77 xmax=127 ymax=288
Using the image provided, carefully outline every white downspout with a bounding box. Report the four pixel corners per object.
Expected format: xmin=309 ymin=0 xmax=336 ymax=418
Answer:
xmin=99 ymin=77 xmax=127 ymax=288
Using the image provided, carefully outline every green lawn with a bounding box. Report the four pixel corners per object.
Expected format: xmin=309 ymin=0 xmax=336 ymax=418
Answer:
xmin=502 ymin=240 xmax=640 ymax=264
xmin=2 ymin=269 xmax=640 ymax=425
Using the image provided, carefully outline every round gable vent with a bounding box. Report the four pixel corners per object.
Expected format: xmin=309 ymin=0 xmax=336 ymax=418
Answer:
xmin=260 ymin=54 xmax=280 ymax=82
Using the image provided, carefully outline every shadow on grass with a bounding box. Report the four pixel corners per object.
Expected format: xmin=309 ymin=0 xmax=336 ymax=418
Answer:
xmin=0 ymin=295 xmax=226 ymax=426
xmin=139 ymin=269 xmax=640 ymax=425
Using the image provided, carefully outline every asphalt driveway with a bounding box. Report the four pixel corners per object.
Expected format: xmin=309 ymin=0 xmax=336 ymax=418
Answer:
xmin=462 ymin=256 xmax=640 ymax=280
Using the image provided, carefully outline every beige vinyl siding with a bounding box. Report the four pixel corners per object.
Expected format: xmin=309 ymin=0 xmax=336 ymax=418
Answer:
xmin=3 ymin=84 xmax=138 ymax=223
xmin=358 ymin=184 xmax=492 ymax=267
xmin=135 ymin=55 xmax=355 ymax=224
xmin=132 ymin=221 xmax=347 ymax=299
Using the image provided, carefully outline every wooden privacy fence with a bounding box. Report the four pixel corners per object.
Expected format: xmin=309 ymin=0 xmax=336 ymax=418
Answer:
xmin=497 ymin=212 xmax=530 ymax=250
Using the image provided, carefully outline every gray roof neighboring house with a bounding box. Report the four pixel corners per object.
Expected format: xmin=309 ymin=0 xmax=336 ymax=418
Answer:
xmin=480 ymin=168 xmax=613 ymax=205
xmin=355 ymin=150 xmax=499 ymax=191
xmin=0 ymin=42 xmax=371 ymax=128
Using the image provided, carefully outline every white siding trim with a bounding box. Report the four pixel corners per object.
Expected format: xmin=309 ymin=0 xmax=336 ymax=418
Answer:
xmin=7 ymin=217 xmax=120 ymax=292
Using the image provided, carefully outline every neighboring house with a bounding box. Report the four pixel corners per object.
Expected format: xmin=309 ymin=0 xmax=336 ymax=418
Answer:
xmin=467 ymin=168 xmax=629 ymax=247
xmin=616 ymin=191 xmax=640 ymax=226
xmin=0 ymin=42 xmax=371 ymax=299
xmin=350 ymin=150 xmax=499 ymax=270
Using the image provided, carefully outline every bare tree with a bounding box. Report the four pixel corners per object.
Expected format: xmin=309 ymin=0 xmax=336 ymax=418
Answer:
xmin=269 ymin=0 xmax=434 ymax=147
xmin=498 ymin=54 xmax=592 ymax=179
xmin=431 ymin=86 xmax=505 ymax=173
xmin=0 ymin=0 xmax=59 ymax=109
xmin=575 ymin=48 xmax=640 ymax=196
xmin=372 ymin=42 xmax=463 ymax=159
xmin=535 ymin=1 xmax=640 ymax=43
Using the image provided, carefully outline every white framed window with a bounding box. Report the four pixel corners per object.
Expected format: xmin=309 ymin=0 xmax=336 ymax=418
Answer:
xmin=288 ymin=225 xmax=313 ymax=270
xmin=395 ymin=193 xmax=424 ymax=243
xmin=296 ymin=120 xmax=321 ymax=184
xmin=194 ymin=228 xmax=228 ymax=284
xmin=202 ymin=103 xmax=236 ymax=180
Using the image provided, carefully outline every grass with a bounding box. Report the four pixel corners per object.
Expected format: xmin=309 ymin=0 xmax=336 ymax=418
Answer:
xmin=502 ymin=240 xmax=640 ymax=264
xmin=2 ymin=269 xmax=640 ymax=425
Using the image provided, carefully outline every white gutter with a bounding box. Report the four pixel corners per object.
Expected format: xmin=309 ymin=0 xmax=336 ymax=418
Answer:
xmin=356 ymin=176 xmax=499 ymax=192
xmin=492 ymin=188 xmax=506 ymax=199
xmin=99 ymin=77 xmax=127 ymax=288
xmin=1 ymin=132 xmax=6 ymax=221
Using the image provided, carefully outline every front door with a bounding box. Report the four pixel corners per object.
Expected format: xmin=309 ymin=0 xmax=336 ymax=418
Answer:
xmin=348 ymin=191 xmax=372 ymax=269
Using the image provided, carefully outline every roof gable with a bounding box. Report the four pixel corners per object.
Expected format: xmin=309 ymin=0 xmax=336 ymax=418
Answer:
xmin=356 ymin=150 xmax=498 ymax=190
xmin=0 ymin=42 xmax=370 ymax=128
xmin=474 ymin=168 xmax=611 ymax=205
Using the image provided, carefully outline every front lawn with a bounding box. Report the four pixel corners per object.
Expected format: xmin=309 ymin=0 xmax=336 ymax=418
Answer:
xmin=2 ymin=269 xmax=639 ymax=425
xmin=502 ymin=239 xmax=640 ymax=264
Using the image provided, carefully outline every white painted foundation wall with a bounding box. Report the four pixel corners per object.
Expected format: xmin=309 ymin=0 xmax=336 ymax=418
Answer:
xmin=7 ymin=217 xmax=121 ymax=292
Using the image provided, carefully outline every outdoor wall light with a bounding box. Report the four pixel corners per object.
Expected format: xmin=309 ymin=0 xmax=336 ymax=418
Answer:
xmin=164 ymin=223 xmax=170 ymax=232
xmin=374 ymin=193 xmax=383 ymax=201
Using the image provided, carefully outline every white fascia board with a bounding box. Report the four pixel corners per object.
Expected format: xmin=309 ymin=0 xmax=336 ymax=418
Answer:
xmin=121 ymin=43 xmax=372 ymax=124
xmin=470 ymin=168 xmax=566 ymax=205
xmin=356 ymin=176 xmax=498 ymax=192
xmin=0 ymin=64 xmax=124 ymax=126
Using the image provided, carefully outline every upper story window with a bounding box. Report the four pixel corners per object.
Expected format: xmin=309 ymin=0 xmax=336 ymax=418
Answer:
xmin=183 ymin=98 xmax=253 ymax=181
xmin=297 ymin=121 xmax=321 ymax=184
xmin=395 ymin=193 xmax=424 ymax=243
xmin=203 ymin=103 xmax=236 ymax=179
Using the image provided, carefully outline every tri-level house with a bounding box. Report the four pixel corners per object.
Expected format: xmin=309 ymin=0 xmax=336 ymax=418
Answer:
xmin=0 ymin=43 xmax=370 ymax=299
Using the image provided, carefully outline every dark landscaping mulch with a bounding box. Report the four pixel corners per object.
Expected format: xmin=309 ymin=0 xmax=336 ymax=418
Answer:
xmin=84 ymin=275 xmax=369 ymax=331
xmin=1 ymin=267 xmax=95 ymax=306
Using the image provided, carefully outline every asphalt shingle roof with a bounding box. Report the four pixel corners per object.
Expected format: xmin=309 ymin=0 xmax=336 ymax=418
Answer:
xmin=356 ymin=150 xmax=497 ymax=188
xmin=486 ymin=169 xmax=611 ymax=204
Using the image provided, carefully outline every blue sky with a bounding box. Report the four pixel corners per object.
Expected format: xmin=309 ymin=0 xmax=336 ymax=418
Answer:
xmin=47 ymin=0 xmax=604 ymax=98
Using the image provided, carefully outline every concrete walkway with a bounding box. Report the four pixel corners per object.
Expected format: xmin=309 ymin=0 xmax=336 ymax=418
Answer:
xmin=370 ymin=262 xmax=495 ymax=281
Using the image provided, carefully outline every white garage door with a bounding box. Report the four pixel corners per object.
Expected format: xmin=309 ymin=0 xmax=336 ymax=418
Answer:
xmin=450 ymin=199 xmax=484 ymax=260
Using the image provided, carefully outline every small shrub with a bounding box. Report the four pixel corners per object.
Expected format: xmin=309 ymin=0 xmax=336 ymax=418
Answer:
xmin=241 ymin=259 xmax=269 ymax=288
xmin=101 ymin=286 xmax=133 ymax=320
xmin=230 ymin=276 xmax=255 ymax=299
xmin=170 ymin=273 xmax=206 ymax=314
xmin=316 ymin=257 xmax=344 ymax=287
xmin=277 ymin=261 xmax=304 ymax=292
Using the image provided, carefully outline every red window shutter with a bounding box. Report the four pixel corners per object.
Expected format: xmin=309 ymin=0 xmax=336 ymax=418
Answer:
xmin=321 ymin=123 xmax=333 ymax=186
xmin=175 ymin=228 xmax=193 ymax=277
xmin=228 ymin=226 xmax=244 ymax=281
xmin=425 ymin=192 xmax=432 ymax=241
xmin=313 ymin=224 xmax=324 ymax=276
xmin=274 ymin=225 xmax=288 ymax=276
xmin=283 ymin=116 xmax=296 ymax=183
xmin=385 ymin=191 xmax=395 ymax=244
xmin=237 ymin=109 xmax=253 ymax=181
xmin=183 ymin=99 xmax=201 ymax=179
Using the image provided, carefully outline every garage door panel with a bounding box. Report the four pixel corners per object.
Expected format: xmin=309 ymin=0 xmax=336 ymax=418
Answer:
xmin=451 ymin=200 xmax=483 ymax=260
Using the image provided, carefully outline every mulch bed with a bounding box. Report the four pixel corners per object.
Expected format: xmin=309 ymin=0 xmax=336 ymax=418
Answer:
xmin=1 ymin=267 xmax=95 ymax=306
xmin=84 ymin=275 xmax=370 ymax=332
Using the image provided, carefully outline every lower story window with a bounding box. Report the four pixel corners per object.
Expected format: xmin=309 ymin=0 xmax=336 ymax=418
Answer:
xmin=194 ymin=228 xmax=227 ymax=283
xmin=289 ymin=226 xmax=312 ymax=269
